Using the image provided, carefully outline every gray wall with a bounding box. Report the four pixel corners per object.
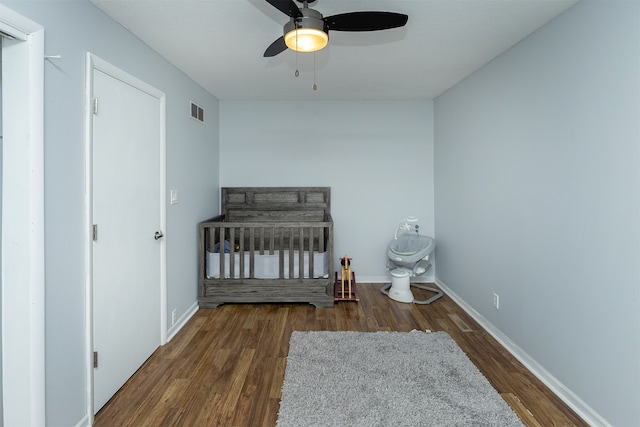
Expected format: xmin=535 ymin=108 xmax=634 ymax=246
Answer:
xmin=433 ymin=1 xmax=639 ymax=425
xmin=1 ymin=1 xmax=220 ymax=425
xmin=220 ymin=100 xmax=435 ymax=282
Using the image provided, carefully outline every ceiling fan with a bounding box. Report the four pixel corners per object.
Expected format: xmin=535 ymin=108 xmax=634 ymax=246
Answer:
xmin=263 ymin=0 xmax=408 ymax=57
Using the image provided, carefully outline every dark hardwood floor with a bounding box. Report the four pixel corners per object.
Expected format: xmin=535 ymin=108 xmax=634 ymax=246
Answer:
xmin=94 ymin=283 xmax=587 ymax=426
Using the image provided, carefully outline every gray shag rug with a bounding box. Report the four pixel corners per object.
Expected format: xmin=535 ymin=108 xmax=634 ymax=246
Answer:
xmin=277 ymin=331 xmax=524 ymax=427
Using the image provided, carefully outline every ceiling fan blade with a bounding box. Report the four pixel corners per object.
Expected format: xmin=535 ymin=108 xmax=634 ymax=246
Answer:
xmin=325 ymin=11 xmax=408 ymax=32
xmin=264 ymin=0 xmax=302 ymax=19
xmin=264 ymin=36 xmax=288 ymax=57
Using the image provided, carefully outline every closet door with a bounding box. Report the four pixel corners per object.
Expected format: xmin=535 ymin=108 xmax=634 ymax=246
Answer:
xmin=91 ymin=66 xmax=163 ymax=412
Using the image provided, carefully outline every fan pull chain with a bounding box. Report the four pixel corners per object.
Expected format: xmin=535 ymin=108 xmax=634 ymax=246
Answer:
xmin=312 ymin=51 xmax=318 ymax=90
xmin=294 ymin=28 xmax=300 ymax=77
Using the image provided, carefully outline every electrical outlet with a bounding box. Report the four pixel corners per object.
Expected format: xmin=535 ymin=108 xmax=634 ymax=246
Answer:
xmin=171 ymin=309 xmax=177 ymax=325
xmin=493 ymin=293 xmax=500 ymax=309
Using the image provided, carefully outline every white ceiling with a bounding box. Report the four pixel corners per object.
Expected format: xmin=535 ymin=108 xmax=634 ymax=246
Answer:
xmin=89 ymin=0 xmax=578 ymax=101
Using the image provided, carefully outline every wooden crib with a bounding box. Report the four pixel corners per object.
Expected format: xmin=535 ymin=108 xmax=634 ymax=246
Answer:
xmin=198 ymin=187 xmax=334 ymax=308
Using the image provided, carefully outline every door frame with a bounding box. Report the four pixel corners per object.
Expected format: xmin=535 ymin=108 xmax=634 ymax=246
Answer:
xmin=0 ymin=5 xmax=45 ymax=426
xmin=84 ymin=52 xmax=167 ymax=420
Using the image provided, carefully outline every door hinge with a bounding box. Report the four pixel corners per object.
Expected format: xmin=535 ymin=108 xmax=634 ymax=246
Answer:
xmin=92 ymin=224 xmax=98 ymax=241
xmin=93 ymin=97 xmax=98 ymax=115
xmin=93 ymin=351 xmax=99 ymax=368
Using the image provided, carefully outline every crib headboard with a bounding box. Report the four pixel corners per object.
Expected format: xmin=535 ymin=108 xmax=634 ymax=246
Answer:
xmin=221 ymin=187 xmax=331 ymax=223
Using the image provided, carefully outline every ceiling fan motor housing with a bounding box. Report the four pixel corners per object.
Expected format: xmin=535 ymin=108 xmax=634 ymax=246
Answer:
xmin=283 ymin=8 xmax=329 ymax=52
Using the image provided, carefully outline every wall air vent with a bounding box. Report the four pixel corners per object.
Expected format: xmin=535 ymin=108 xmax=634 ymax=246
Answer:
xmin=190 ymin=102 xmax=204 ymax=123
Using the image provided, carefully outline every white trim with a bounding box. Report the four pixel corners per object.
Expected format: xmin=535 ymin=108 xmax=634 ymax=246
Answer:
xmin=159 ymin=89 xmax=167 ymax=346
xmin=167 ymin=302 xmax=199 ymax=342
xmin=84 ymin=53 xmax=167 ymax=422
xmin=73 ymin=414 xmax=90 ymax=427
xmin=83 ymin=52 xmax=94 ymax=425
xmin=0 ymin=5 xmax=45 ymax=426
xmin=0 ymin=6 xmax=30 ymax=41
xmin=434 ymin=277 xmax=611 ymax=427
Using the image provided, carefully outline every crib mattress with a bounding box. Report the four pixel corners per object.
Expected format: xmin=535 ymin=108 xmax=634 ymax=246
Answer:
xmin=207 ymin=250 xmax=329 ymax=279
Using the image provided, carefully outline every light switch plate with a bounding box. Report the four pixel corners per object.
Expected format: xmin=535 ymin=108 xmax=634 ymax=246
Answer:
xmin=170 ymin=190 xmax=179 ymax=205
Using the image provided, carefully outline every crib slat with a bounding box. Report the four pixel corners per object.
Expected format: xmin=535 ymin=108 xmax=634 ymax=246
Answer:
xmin=327 ymin=222 xmax=333 ymax=284
xmin=270 ymin=227 xmax=275 ymax=255
xmin=259 ymin=227 xmax=265 ymax=255
xmin=229 ymin=227 xmax=235 ymax=279
xmin=289 ymin=228 xmax=295 ymax=279
xmin=219 ymin=226 xmax=225 ymax=279
xmin=308 ymin=226 xmax=314 ymax=278
xmin=207 ymin=226 xmax=216 ymax=250
xmin=298 ymin=227 xmax=304 ymax=279
xmin=249 ymin=227 xmax=255 ymax=278
xmin=319 ymin=227 xmax=325 ymax=253
xmin=279 ymin=229 xmax=285 ymax=279
xmin=238 ymin=227 xmax=245 ymax=279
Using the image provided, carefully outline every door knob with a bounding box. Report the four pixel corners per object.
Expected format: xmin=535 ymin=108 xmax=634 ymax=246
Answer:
xmin=154 ymin=231 xmax=164 ymax=240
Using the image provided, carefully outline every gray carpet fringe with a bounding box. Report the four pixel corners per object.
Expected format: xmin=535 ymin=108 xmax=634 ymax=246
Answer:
xmin=277 ymin=330 xmax=524 ymax=427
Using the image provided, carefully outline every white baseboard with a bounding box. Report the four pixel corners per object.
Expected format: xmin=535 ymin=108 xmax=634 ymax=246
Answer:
xmin=435 ymin=277 xmax=610 ymax=427
xmin=74 ymin=413 xmax=90 ymax=427
xmin=166 ymin=301 xmax=199 ymax=342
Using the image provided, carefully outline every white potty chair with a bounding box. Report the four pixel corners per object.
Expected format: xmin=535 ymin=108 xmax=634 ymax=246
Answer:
xmin=387 ymin=269 xmax=413 ymax=303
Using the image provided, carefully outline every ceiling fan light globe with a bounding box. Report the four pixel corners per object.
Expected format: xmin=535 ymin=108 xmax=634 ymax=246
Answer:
xmin=284 ymin=28 xmax=328 ymax=52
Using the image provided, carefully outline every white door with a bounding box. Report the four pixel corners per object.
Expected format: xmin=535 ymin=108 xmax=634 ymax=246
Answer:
xmin=92 ymin=68 xmax=163 ymax=412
